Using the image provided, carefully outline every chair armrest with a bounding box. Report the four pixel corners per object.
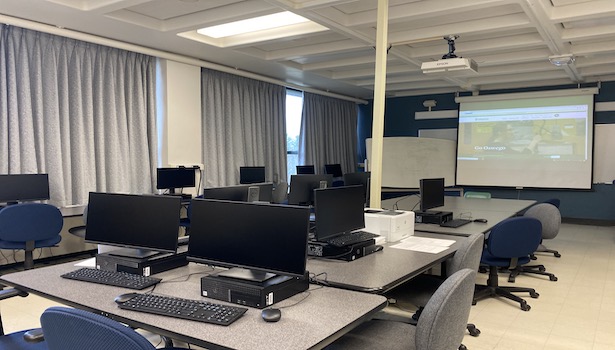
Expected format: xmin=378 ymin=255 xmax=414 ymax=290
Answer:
xmin=0 ymin=288 xmax=28 ymax=301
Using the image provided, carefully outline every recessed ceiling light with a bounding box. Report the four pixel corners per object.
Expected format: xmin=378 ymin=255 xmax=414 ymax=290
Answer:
xmin=197 ymin=12 xmax=310 ymax=39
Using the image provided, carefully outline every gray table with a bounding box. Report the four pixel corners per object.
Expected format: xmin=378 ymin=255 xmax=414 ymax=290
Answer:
xmin=0 ymin=262 xmax=387 ymax=350
xmin=381 ymin=196 xmax=536 ymax=236
xmin=307 ymin=232 xmax=462 ymax=293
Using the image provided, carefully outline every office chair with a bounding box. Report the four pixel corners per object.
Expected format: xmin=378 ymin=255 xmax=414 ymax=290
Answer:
xmin=271 ymin=181 xmax=288 ymax=204
xmin=473 ymin=217 xmax=541 ymax=311
xmin=0 ymin=203 xmax=63 ymax=270
xmin=463 ymin=191 xmax=491 ymax=199
xmin=324 ymin=269 xmax=476 ymax=350
xmin=0 ymin=288 xmax=46 ymax=349
xmin=507 ymin=203 xmax=560 ymax=282
xmin=40 ymin=306 xmax=187 ymax=350
xmin=296 ymin=165 xmax=315 ymax=174
xmin=67 ymin=205 xmax=88 ymax=239
xmin=380 ymin=233 xmax=484 ymax=337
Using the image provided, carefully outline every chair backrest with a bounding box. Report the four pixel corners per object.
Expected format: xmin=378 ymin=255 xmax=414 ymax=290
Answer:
xmin=486 ymin=217 xmax=542 ymax=258
xmin=524 ymin=203 xmax=561 ymax=240
xmin=415 ymin=269 xmax=476 ymax=350
xmin=0 ymin=203 xmax=63 ymax=242
xmin=542 ymin=198 xmax=560 ymax=208
xmin=464 ymin=191 xmax=491 ymax=199
xmin=446 ymin=233 xmax=484 ymax=274
xmin=40 ymin=307 xmax=156 ymax=350
xmin=271 ymin=181 xmax=288 ymax=204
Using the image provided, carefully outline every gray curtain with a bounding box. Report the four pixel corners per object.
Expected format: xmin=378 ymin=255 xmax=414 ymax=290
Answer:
xmin=201 ymin=69 xmax=287 ymax=187
xmin=298 ymin=92 xmax=358 ymax=175
xmin=0 ymin=26 xmax=157 ymax=207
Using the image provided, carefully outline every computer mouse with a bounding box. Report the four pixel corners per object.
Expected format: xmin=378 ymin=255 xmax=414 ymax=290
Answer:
xmin=473 ymin=218 xmax=488 ymax=223
xmin=114 ymin=292 xmax=139 ymax=304
xmin=261 ymin=308 xmax=282 ymax=322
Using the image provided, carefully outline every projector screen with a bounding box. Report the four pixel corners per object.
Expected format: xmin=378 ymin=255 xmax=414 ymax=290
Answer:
xmin=455 ymin=88 xmax=596 ymax=189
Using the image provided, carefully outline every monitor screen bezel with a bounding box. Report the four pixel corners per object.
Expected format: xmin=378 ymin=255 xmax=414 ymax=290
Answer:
xmin=202 ymin=183 xmax=274 ymax=202
xmin=187 ymin=199 xmax=310 ymax=278
xmin=239 ymin=166 xmax=266 ymax=184
xmin=0 ymin=174 xmax=50 ymax=203
xmin=84 ymin=192 xmax=181 ymax=255
xmin=156 ymin=167 xmax=196 ymax=191
xmin=313 ymin=185 xmax=366 ymax=242
xmin=419 ymin=178 xmax=445 ymax=212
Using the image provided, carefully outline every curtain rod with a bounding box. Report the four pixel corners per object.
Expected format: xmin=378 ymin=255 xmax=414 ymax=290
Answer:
xmin=0 ymin=14 xmax=368 ymax=105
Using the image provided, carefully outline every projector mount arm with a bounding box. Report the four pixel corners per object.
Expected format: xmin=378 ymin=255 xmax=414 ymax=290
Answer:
xmin=442 ymin=35 xmax=459 ymax=59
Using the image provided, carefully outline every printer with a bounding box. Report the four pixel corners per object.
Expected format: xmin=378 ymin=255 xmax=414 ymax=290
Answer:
xmin=363 ymin=209 xmax=414 ymax=243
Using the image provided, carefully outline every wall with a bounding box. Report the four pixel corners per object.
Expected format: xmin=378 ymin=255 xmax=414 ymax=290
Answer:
xmin=358 ymin=81 xmax=615 ymax=222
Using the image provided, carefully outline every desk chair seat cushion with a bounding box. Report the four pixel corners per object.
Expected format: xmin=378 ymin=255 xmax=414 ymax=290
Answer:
xmin=0 ymin=329 xmax=48 ymax=350
xmin=0 ymin=236 xmax=61 ymax=250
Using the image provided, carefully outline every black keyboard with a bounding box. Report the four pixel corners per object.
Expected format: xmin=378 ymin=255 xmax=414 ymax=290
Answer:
xmin=61 ymin=268 xmax=161 ymax=290
xmin=440 ymin=219 xmax=472 ymax=228
xmin=327 ymin=230 xmax=378 ymax=247
xmin=115 ymin=293 xmax=247 ymax=326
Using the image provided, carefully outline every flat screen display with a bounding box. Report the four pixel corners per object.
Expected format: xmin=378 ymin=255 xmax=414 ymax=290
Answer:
xmin=85 ymin=192 xmax=181 ymax=258
xmin=324 ymin=164 xmax=343 ymax=177
xmin=456 ymin=90 xmax=595 ymax=189
xmin=314 ymin=185 xmax=366 ymax=242
xmin=343 ymin=172 xmax=370 ymax=205
xmin=420 ymin=178 xmax=445 ymax=212
xmin=187 ymin=199 xmax=310 ymax=278
xmin=156 ymin=167 xmax=196 ymax=191
xmin=202 ymin=183 xmax=273 ymax=202
xmin=296 ymin=165 xmax=315 ymax=174
xmin=288 ymin=174 xmax=333 ymax=206
xmin=239 ymin=166 xmax=266 ymax=184
xmin=0 ymin=174 xmax=50 ymax=203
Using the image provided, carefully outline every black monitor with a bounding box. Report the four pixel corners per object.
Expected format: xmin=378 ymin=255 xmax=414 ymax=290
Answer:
xmin=202 ymin=183 xmax=273 ymax=203
xmin=187 ymin=199 xmax=310 ymax=281
xmin=85 ymin=192 xmax=181 ymax=259
xmin=324 ymin=164 xmax=343 ymax=177
xmin=313 ymin=185 xmax=366 ymax=242
xmin=0 ymin=174 xmax=50 ymax=204
xmin=296 ymin=165 xmax=315 ymax=174
xmin=343 ymin=172 xmax=371 ymax=205
xmin=288 ymin=174 xmax=333 ymax=206
xmin=156 ymin=167 xmax=196 ymax=194
xmin=240 ymin=166 xmax=266 ymax=184
xmin=419 ymin=178 xmax=445 ymax=212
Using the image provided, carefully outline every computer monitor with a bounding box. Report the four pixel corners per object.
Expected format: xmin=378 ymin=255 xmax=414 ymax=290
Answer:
xmin=288 ymin=174 xmax=333 ymax=206
xmin=202 ymin=183 xmax=273 ymax=203
xmin=313 ymin=185 xmax=366 ymax=242
xmin=239 ymin=166 xmax=266 ymax=184
xmin=0 ymin=174 xmax=50 ymax=204
xmin=419 ymin=178 xmax=445 ymax=212
xmin=85 ymin=192 xmax=181 ymax=259
xmin=296 ymin=165 xmax=315 ymax=175
xmin=343 ymin=172 xmax=371 ymax=205
xmin=324 ymin=164 xmax=343 ymax=177
xmin=156 ymin=167 xmax=196 ymax=194
xmin=187 ymin=199 xmax=310 ymax=281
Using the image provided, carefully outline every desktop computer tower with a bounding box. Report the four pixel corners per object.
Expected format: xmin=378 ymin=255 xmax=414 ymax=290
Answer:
xmin=307 ymin=239 xmax=377 ymax=261
xmin=414 ymin=211 xmax=453 ymax=225
xmin=96 ymin=246 xmax=188 ymax=276
xmin=200 ymin=273 xmax=309 ymax=309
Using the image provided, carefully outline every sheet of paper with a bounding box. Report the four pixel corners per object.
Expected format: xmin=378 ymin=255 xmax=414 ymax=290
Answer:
xmin=390 ymin=241 xmax=449 ymax=254
xmin=400 ymin=236 xmax=456 ymax=247
xmin=74 ymin=257 xmax=96 ymax=267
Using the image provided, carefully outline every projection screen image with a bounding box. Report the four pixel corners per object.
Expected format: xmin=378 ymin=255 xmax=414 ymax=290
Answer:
xmin=456 ymin=90 xmax=595 ymax=189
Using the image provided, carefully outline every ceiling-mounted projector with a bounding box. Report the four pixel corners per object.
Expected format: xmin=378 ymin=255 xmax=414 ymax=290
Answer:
xmin=421 ymin=35 xmax=478 ymax=74
xmin=421 ymin=57 xmax=478 ymax=74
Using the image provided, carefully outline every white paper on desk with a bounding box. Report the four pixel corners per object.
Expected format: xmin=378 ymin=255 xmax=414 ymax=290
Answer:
xmin=400 ymin=236 xmax=456 ymax=247
xmin=74 ymin=257 xmax=96 ymax=267
xmin=390 ymin=241 xmax=449 ymax=254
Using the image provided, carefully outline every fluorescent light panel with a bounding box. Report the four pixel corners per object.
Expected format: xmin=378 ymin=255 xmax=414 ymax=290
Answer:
xmin=198 ymin=12 xmax=310 ymax=39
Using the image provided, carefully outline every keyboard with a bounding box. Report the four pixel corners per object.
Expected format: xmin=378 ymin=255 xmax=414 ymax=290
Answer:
xmin=440 ymin=218 xmax=472 ymax=228
xmin=327 ymin=230 xmax=378 ymax=247
xmin=115 ymin=293 xmax=247 ymax=326
xmin=61 ymin=268 xmax=161 ymax=290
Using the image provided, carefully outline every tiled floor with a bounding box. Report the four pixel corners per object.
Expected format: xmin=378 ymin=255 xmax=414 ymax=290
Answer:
xmin=1 ymin=223 xmax=614 ymax=349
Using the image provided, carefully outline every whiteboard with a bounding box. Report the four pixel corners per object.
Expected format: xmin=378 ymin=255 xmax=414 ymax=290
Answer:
xmin=594 ymin=124 xmax=615 ymax=183
xmin=366 ymin=137 xmax=456 ymax=188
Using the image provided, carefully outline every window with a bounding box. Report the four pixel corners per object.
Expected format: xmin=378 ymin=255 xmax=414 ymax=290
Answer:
xmin=286 ymin=89 xmax=303 ymax=182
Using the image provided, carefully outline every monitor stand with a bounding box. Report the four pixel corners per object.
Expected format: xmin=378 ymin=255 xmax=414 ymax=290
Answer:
xmin=107 ymin=248 xmax=162 ymax=259
xmin=218 ymin=267 xmax=276 ymax=283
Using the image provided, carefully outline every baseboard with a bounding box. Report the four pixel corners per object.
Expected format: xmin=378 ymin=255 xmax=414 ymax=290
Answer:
xmin=562 ymin=218 xmax=615 ymax=226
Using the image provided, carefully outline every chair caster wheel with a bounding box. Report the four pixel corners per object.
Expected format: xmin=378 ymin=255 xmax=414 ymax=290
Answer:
xmin=555 ymin=253 xmax=561 ymax=258
xmin=468 ymin=327 xmax=481 ymax=337
xmin=530 ymin=255 xmax=537 ymax=260
xmin=550 ymin=276 xmax=558 ymax=281
xmin=508 ymin=276 xmax=516 ymax=283
xmin=472 ymin=300 xmax=477 ymax=305
xmin=459 ymin=345 xmax=468 ymax=350
xmin=538 ymin=266 xmax=546 ymax=272
xmin=520 ymin=302 xmax=531 ymax=311
xmin=530 ymin=292 xmax=539 ymax=298
xmin=479 ymin=266 xmax=487 ymax=273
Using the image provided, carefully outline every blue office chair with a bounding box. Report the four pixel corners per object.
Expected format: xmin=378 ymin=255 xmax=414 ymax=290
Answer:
xmin=0 ymin=288 xmax=47 ymax=349
xmin=473 ymin=216 xmax=542 ymax=311
xmin=0 ymin=203 xmax=63 ymax=270
xmin=40 ymin=306 xmax=187 ymax=350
